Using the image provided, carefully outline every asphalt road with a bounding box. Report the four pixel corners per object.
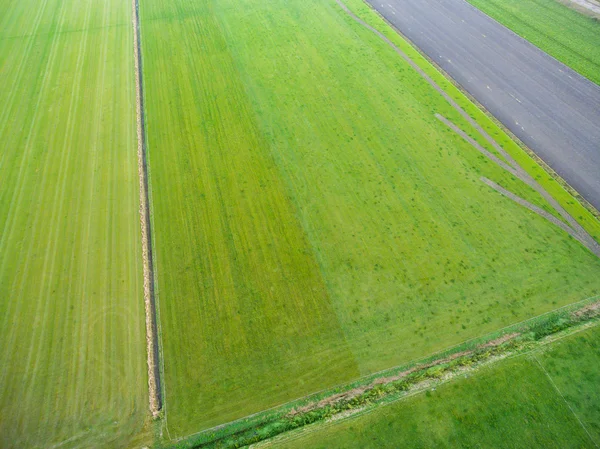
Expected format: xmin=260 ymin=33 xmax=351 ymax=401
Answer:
xmin=365 ymin=0 xmax=600 ymax=210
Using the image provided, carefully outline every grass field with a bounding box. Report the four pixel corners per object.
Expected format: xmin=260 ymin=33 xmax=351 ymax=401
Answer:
xmin=140 ymin=0 xmax=600 ymax=438
xmin=2 ymin=0 xmax=600 ymax=445
xmin=0 ymin=0 xmax=149 ymax=446
xmin=466 ymin=0 xmax=600 ymax=86
xmin=266 ymin=324 xmax=600 ymax=448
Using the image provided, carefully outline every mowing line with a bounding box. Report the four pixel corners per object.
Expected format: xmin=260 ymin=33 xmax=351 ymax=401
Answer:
xmin=172 ymin=295 xmax=600 ymax=443
xmin=533 ymin=354 xmax=600 ymax=448
xmin=0 ymin=0 xmax=67 ymax=396
xmin=131 ymin=0 xmax=161 ymax=416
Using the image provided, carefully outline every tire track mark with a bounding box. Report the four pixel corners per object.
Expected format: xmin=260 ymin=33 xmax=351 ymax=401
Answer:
xmin=335 ymin=0 xmax=600 ymax=258
xmin=19 ymin=0 xmax=94 ymax=434
xmin=0 ymin=0 xmax=67 ymax=401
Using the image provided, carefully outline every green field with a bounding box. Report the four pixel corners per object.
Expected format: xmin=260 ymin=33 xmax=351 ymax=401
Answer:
xmin=3 ymin=0 xmax=600 ymax=445
xmin=467 ymin=0 xmax=600 ymax=86
xmin=266 ymin=324 xmax=600 ymax=448
xmin=140 ymin=0 xmax=600 ymax=438
xmin=0 ymin=0 xmax=148 ymax=447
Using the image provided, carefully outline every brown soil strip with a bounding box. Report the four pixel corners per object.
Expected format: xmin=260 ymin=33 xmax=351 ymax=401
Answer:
xmin=131 ymin=0 xmax=161 ymax=416
xmin=557 ymin=0 xmax=600 ymax=19
xmin=288 ymin=335 xmax=516 ymax=417
xmin=482 ymin=332 xmax=520 ymax=348
xmin=573 ymin=300 xmax=600 ymax=318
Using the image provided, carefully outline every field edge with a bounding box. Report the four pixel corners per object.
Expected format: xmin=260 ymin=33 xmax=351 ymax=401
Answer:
xmin=353 ymin=0 xmax=600 ymax=235
xmin=154 ymin=294 xmax=600 ymax=449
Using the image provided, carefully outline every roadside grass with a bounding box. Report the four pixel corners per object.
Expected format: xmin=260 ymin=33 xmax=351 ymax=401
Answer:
xmin=0 ymin=0 xmax=149 ymax=446
xmin=466 ymin=0 xmax=600 ymax=87
xmin=141 ymin=0 xmax=600 ymax=439
xmin=262 ymin=324 xmax=600 ymax=449
xmin=342 ymin=0 xmax=600 ymax=242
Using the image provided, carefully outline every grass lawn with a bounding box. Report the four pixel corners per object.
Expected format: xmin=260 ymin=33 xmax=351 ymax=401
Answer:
xmin=466 ymin=0 xmax=600 ymax=86
xmin=266 ymin=325 xmax=600 ymax=448
xmin=0 ymin=0 xmax=149 ymax=446
xmin=141 ymin=0 xmax=600 ymax=438
xmin=536 ymin=324 xmax=600 ymax=444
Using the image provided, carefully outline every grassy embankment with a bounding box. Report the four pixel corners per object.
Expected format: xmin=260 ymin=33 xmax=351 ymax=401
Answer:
xmin=139 ymin=0 xmax=600 ymax=439
xmin=266 ymin=322 xmax=600 ymax=448
xmin=0 ymin=0 xmax=149 ymax=446
xmin=467 ymin=0 xmax=600 ymax=87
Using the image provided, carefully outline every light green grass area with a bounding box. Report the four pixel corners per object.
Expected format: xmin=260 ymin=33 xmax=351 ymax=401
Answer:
xmin=0 ymin=0 xmax=149 ymax=447
xmin=141 ymin=0 xmax=600 ymax=438
xmin=466 ymin=0 xmax=600 ymax=87
xmin=343 ymin=0 xmax=600 ymax=243
xmin=267 ymin=325 xmax=600 ymax=449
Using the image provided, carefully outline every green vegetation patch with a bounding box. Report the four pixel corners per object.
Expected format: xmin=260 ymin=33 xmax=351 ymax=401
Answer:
xmin=536 ymin=322 xmax=600 ymax=445
xmin=140 ymin=0 xmax=600 ymax=438
xmin=0 ymin=0 xmax=149 ymax=447
xmin=466 ymin=0 xmax=600 ymax=86
xmin=267 ymin=325 xmax=600 ymax=449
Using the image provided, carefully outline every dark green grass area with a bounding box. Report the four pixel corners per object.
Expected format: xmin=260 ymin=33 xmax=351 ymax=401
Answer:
xmin=140 ymin=0 xmax=600 ymax=437
xmin=268 ymin=325 xmax=600 ymax=449
xmin=466 ymin=0 xmax=600 ymax=86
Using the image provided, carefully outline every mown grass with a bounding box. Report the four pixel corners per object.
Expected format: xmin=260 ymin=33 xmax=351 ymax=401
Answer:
xmin=536 ymin=322 xmax=600 ymax=444
xmin=0 ymin=0 xmax=149 ymax=446
xmin=466 ymin=0 xmax=600 ymax=87
xmin=342 ymin=0 xmax=600 ymax=243
xmin=140 ymin=0 xmax=360 ymax=436
xmin=140 ymin=0 xmax=600 ymax=438
xmin=266 ymin=325 xmax=600 ymax=449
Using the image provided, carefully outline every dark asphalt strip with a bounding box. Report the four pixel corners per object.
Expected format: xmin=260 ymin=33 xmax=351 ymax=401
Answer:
xmin=335 ymin=0 xmax=600 ymax=256
xmin=364 ymin=0 xmax=600 ymax=211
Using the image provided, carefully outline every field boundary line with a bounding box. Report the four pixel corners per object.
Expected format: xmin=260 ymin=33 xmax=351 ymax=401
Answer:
xmin=169 ymin=294 xmax=599 ymax=445
xmin=173 ymin=303 xmax=600 ymax=448
xmin=253 ymin=319 xmax=600 ymax=449
xmin=131 ymin=0 xmax=161 ymax=416
xmin=533 ymin=354 xmax=599 ymax=448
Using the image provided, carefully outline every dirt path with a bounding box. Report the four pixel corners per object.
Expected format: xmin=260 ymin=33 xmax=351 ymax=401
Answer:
xmin=131 ymin=0 xmax=161 ymax=416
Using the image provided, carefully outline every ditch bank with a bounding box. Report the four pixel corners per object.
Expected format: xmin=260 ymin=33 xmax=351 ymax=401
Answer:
xmin=132 ymin=0 xmax=162 ymax=416
xmin=162 ymin=296 xmax=600 ymax=449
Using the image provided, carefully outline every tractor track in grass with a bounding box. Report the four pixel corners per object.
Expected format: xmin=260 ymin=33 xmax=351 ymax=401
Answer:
xmin=132 ymin=0 xmax=161 ymax=416
xmin=363 ymin=0 xmax=600 ymax=212
xmin=335 ymin=0 xmax=600 ymax=258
